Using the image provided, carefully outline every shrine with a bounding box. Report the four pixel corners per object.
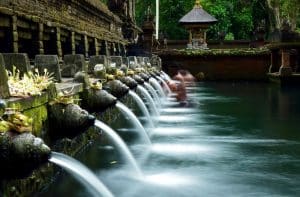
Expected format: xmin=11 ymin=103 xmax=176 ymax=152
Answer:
xmin=179 ymin=0 xmax=217 ymax=49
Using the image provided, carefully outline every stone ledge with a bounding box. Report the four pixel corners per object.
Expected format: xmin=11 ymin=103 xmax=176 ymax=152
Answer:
xmin=6 ymin=93 xmax=48 ymax=111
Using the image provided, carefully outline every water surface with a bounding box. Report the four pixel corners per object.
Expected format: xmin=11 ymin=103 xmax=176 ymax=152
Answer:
xmin=41 ymin=82 xmax=300 ymax=197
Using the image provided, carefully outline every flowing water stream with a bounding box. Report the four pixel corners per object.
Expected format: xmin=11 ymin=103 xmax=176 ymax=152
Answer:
xmin=144 ymin=82 xmax=161 ymax=106
xmin=129 ymin=90 xmax=154 ymax=128
xmin=49 ymin=152 xmax=113 ymax=197
xmin=116 ymin=101 xmax=151 ymax=144
xmin=149 ymin=77 xmax=165 ymax=97
xmin=94 ymin=120 xmax=143 ymax=176
xmin=137 ymin=85 xmax=159 ymax=116
xmin=157 ymin=76 xmax=171 ymax=95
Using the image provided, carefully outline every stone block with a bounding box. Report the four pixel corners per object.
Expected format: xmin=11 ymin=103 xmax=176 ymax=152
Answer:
xmin=110 ymin=56 xmax=123 ymax=68
xmin=122 ymin=57 xmax=129 ymax=66
xmin=2 ymin=53 xmax=31 ymax=76
xmin=62 ymin=54 xmax=86 ymax=77
xmin=150 ymin=55 xmax=162 ymax=69
xmin=88 ymin=55 xmax=108 ymax=74
xmin=0 ymin=54 xmax=10 ymax=98
xmin=34 ymin=55 xmax=62 ymax=82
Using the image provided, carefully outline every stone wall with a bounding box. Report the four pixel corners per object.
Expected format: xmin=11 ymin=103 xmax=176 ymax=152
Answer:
xmin=0 ymin=91 xmax=135 ymax=196
xmin=158 ymin=49 xmax=271 ymax=81
xmin=0 ymin=0 xmax=127 ymax=59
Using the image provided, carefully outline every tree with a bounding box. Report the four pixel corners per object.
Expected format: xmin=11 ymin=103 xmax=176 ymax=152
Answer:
xmin=134 ymin=0 xmax=299 ymax=40
xmin=265 ymin=0 xmax=300 ymax=31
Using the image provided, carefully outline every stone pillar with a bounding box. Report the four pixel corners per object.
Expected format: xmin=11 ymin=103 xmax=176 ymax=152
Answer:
xmin=269 ymin=49 xmax=280 ymax=73
xmin=104 ymin=41 xmax=109 ymax=56
xmin=84 ymin=34 xmax=88 ymax=58
xmin=56 ymin=27 xmax=62 ymax=60
xmin=2 ymin=53 xmax=31 ymax=76
xmin=112 ymin=43 xmax=116 ymax=56
xmin=62 ymin=54 xmax=86 ymax=77
xmin=122 ymin=44 xmax=127 ymax=56
xmin=279 ymin=49 xmax=293 ymax=76
xmin=95 ymin=38 xmax=99 ymax=56
xmin=117 ymin=43 xmax=121 ymax=56
xmin=290 ymin=49 xmax=298 ymax=72
xmin=38 ymin=23 xmax=44 ymax=54
xmin=12 ymin=15 xmax=18 ymax=53
xmin=35 ymin=55 xmax=62 ymax=82
xmin=71 ymin=32 xmax=75 ymax=55
xmin=0 ymin=54 xmax=10 ymax=99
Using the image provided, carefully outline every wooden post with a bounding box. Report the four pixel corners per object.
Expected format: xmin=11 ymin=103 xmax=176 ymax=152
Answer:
xmin=12 ymin=15 xmax=18 ymax=53
xmin=203 ymin=30 xmax=207 ymax=44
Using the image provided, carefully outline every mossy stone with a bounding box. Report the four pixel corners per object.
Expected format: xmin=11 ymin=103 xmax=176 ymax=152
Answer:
xmin=0 ymin=54 xmax=10 ymax=99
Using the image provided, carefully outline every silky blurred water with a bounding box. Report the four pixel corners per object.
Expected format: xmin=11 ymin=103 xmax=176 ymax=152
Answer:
xmin=40 ymin=82 xmax=300 ymax=197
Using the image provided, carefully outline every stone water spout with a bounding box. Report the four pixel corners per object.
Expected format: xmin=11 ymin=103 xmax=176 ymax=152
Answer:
xmin=103 ymin=79 xmax=130 ymax=99
xmin=119 ymin=76 xmax=138 ymax=89
xmin=139 ymin=72 xmax=151 ymax=82
xmin=130 ymin=73 xmax=145 ymax=85
xmin=0 ymin=106 xmax=51 ymax=179
xmin=74 ymin=72 xmax=117 ymax=112
xmin=47 ymin=91 xmax=95 ymax=139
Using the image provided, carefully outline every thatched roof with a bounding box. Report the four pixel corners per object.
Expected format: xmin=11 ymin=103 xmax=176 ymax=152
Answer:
xmin=179 ymin=3 xmax=217 ymax=25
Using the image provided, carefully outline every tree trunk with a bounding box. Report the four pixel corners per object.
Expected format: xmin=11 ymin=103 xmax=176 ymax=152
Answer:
xmin=266 ymin=0 xmax=281 ymax=31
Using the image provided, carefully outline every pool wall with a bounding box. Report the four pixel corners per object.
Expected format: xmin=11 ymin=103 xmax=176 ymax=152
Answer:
xmin=158 ymin=49 xmax=271 ymax=81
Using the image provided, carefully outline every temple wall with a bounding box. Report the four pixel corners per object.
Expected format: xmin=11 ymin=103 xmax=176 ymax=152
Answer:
xmin=0 ymin=0 xmax=126 ymax=59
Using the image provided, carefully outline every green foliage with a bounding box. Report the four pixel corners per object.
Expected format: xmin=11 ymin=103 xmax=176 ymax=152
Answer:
xmin=225 ymin=33 xmax=234 ymax=40
xmin=203 ymin=0 xmax=233 ymax=39
xmin=135 ymin=0 xmax=299 ymax=40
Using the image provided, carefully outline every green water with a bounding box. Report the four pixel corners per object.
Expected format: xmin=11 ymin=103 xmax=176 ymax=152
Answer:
xmin=41 ymin=82 xmax=300 ymax=197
